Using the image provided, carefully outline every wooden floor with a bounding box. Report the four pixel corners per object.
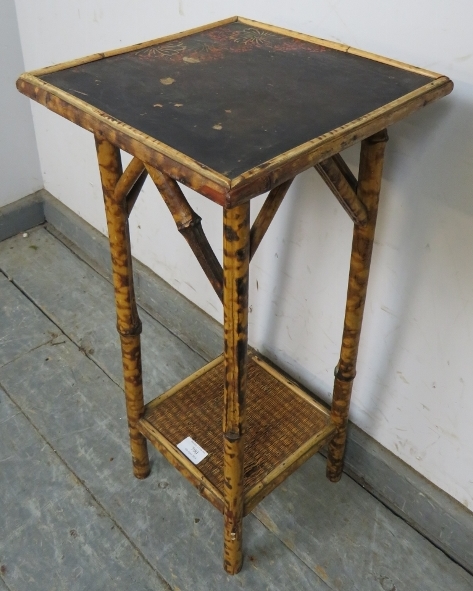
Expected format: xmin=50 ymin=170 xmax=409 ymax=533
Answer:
xmin=0 ymin=225 xmax=472 ymax=591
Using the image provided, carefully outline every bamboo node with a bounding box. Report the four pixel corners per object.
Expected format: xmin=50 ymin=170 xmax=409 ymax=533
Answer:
xmin=366 ymin=129 xmax=389 ymax=144
xmin=117 ymin=319 xmax=142 ymax=336
xmin=334 ymin=362 xmax=356 ymax=382
xmin=224 ymin=431 xmax=241 ymax=441
xmin=335 ymin=370 xmax=356 ymax=382
xmin=177 ymin=213 xmax=202 ymax=231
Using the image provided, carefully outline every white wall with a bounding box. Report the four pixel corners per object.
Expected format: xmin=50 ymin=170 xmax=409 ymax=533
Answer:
xmin=0 ymin=0 xmax=42 ymax=207
xmin=14 ymin=0 xmax=473 ymax=509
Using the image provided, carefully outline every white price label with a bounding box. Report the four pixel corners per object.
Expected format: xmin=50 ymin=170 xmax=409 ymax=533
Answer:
xmin=177 ymin=436 xmax=208 ymax=465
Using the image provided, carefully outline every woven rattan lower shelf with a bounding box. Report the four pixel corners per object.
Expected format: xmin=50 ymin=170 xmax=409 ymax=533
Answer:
xmin=137 ymin=353 xmax=336 ymax=515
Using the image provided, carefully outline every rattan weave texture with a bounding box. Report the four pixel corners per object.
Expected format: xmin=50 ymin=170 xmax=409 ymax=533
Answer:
xmin=145 ymin=356 xmax=330 ymax=494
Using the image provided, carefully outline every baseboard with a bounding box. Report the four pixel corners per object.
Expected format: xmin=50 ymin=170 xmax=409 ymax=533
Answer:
xmin=0 ymin=191 xmax=45 ymax=242
xmin=2 ymin=190 xmax=472 ymax=574
xmin=324 ymin=427 xmax=473 ymax=572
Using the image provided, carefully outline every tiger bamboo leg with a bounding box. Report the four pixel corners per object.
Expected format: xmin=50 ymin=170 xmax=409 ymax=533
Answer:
xmin=326 ymin=129 xmax=389 ymax=483
xmin=95 ymin=136 xmax=150 ymax=480
xmin=222 ymin=203 xmax=250 ymax=574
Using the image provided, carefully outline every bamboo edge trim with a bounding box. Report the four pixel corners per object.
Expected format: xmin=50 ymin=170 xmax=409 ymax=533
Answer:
xmin=137 ymin=418 xmax=225 ymax=512
xmin=252 ymin=355 xmax=332 ymax=417
xmin=144 ymin=352 xmax=331 ymax=420
xmin=17 ymin=74 xmax=231 ymax=190
xmin=236 ymin=17 xmax=442 ymax=78
xmin=28 ymin=16 xmax=439 ymax=81
xmin=27 ymin=16 xmax=239 ymax=77
xmin=144 ymin=354 xmax=224 ymax=413
xmin=16 ymin=79 xmax=229 ymax=205
xmin=244 ymin=423 xmax=336 ymax=514
xmin=18 ymin=69 xmax=452 ymax=204
xmin=250 ymin=424 xmax=336 ymax=492
xmin=229 ymin=76 xmax=453 ymax=193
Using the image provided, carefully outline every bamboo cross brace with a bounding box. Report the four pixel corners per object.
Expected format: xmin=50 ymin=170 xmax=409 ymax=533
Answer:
xmin=315 ymin=154 xmax=368 ymax=226
xmin=145 ymin=164 xmax=224 ymax=302
xmin=113 ymin=157 xmax=146 ymax=213
xmin=126 ymin=169 xmax=148 ymax=215
xmin=249 ymin=178 xmax=293 ymax=260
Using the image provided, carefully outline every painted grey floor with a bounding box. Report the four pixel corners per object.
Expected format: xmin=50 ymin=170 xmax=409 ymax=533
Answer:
xmin=0 ymin=226 xmax=472 ymax=591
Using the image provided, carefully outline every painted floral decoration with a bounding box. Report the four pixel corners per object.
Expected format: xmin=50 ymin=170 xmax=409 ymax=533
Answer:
xmin=134 ymin=24 xmax=327 ymax=64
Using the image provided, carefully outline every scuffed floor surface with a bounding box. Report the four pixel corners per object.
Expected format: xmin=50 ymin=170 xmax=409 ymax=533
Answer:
xmin=0 ymin=226 xmax=472 ymax=591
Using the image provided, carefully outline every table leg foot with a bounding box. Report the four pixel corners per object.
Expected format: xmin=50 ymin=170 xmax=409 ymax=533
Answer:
xmin=223 ymin=436 xmax=244 ymax=574
xmin=120 ymin=333 xmax=150 ymax=480
xmin=326 ymin=377 xmax=353 ymax=482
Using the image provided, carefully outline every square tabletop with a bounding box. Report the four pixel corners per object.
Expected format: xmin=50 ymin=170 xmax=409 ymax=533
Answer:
xmin=17 ymin=17 xmax=453 ymax=205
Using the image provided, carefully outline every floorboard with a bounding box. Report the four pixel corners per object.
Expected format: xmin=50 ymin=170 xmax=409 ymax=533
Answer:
xmin=254 ymin=456 xmax=473 ymax=590
xmin=0 ymin=387 xmax=170 ymax=591
xmin=0 ymin=228 xmax=205 ymax=398
xmin=0 ymin=272 xmax=55 ymax=368
xmin=0 ymin=339 xmax=330 ymax=591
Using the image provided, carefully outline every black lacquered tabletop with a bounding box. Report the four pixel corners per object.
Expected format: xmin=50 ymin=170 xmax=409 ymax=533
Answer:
xmin=41 ymin=22 xmax=432 ymax=178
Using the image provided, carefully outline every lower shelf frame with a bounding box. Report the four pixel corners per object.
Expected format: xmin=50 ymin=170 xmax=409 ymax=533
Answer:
xmin=137 ymin=353 xmax=336 ymax=515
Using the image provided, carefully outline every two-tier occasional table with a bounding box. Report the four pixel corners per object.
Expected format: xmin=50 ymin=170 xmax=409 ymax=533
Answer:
xmin=17 ymin=16 xmax=453 ymax=574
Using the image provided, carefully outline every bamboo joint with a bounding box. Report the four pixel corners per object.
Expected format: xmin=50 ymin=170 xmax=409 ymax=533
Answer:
xmin=315 ymin=154 xmax=367 ymax=226
xmin=117 ymin=319 xmax=143 ymax=337
xmin=145 ymin=163 xmax=224 ymax=301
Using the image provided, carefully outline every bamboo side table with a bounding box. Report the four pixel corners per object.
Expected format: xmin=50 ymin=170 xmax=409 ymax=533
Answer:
xmin=17 ymin=17 xmax=453 ymax=574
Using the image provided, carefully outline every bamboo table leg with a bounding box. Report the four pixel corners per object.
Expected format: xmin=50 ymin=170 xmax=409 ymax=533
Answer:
xmin=326 ymin=129 xmax=389 ymax=482
xmin=222 ymin=203 xmax=250 ymax=574
xmin=95 ymin=136 xmax=150 ymax=480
